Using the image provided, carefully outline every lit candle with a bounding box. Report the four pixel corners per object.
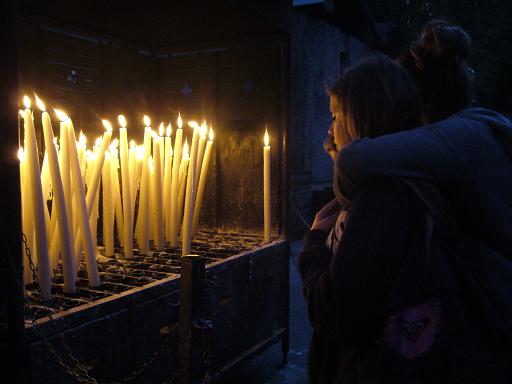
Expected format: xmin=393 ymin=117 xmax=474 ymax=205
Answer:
xmin=195 ymin=121 xmax=208 ymax=188
xmin=24 ymin=96 xmax=51 ymax=300
xmin=18 ymin=146 xmax=34 ymax=285
xmin=263 ymin=128 xmax=271 ymax=243
xmin=36 ymin=96 xmax=75 ymax=293
xmin=129 ymin=140 xmax=137 ymax=222
xmin=152 ymin=131 xmax=165 ymax=250
xmin=169 ymin=112 xmax=183 ymax=247
xmin=118 ymin=115 xmax=133 ymax=258
xmin=55 ymin=109 xmax=100 ymax=287
xmin=102 ymin=150 xmax=114 ymax=256
xmin=192 ymin=127 xmax=214 ymax=236
xmin=136 ymin=115 xmax=152 ymax=254
xmin=163 ymin=124 xmax=173 ymax=242
xmin=182 ymin=122 xmax=200 ymax=255
xmin=110 ymin=141 xmax=124 ymax=248
xmin=133 ymin=145 xmax=144 ymax=243
xmin=177 ymin=141 xmax=189 ymax=234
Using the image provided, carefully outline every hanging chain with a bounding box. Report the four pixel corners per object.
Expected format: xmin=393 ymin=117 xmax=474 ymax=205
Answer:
xmin=21 ymin=233 xmax=99 ymax=384
xmin=16 ymin=233 xmax=214 ymax=384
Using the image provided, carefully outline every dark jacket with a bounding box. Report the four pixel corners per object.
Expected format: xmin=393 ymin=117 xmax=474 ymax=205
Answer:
xmin=298 ymin=178 xmax=511 ymax=384
xmin=335 ymin=108 xmax=512 ymax=260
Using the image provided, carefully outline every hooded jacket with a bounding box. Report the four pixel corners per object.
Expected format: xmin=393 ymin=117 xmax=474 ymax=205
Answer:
xmin=335 ymin=108 xmax=512 ymax=260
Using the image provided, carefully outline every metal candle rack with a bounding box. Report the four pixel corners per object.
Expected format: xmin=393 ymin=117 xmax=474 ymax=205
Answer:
xmin=23 ymin=229 xmax=289 ymax=384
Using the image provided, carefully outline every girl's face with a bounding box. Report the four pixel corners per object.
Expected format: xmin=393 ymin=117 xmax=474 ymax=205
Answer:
xmin=329 ymin=95 xmax=353 ymax=151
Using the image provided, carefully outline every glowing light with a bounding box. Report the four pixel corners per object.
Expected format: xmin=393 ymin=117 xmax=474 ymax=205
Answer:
xmin=159 ymin=123 xmax=165 ymax=136
xmin=209 ymin=127 xmax=214 ymax=141
xmin=177 ymin=112 xmax=183 ymax=129
xmin=102 ymin=119 xmax=113 ymax=132
xmin=79 ymin=131 xmax=87 ymax=146
xmin=166 ymin=123 xmax=172 ymax=137
xmin=54 ymin=109 xmax=69 ymax=122
xmin=200 ymin=123 xmax=208 ymax=138
xmin=95 ymin=137 xmax=102 ymax=147
xmin=188 ymin=120 xmax=199 ymax=129
xmin=150 ymin=129 xmax=159 ymax=140
xmin=136 ymin=145 xmax=144 ymax=160
xmin=23 ymin=95 xmax=31 ymax=109
xmin=19 ymin=110 xmax=25 ymax=119
xmin=143 ymin=115 xmax=151 ymax=127
xmin=35 ymin=94 xmax=46 ymax=111
xmin=18 ymin=147 xmax=25 ymax=161
xmin=118 ymin=115 xmax=127 ymax=128
xmin=264 ymin=129 xmax=269 ymax=146
xmin=109 ymin=138 xmax=119 ymax=152
xmin=130 ymin=140 xmax=136 ymax=149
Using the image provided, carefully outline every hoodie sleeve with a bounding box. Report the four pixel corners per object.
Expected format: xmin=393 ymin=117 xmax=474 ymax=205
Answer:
xmin=336 ymin=114 xmax=478 ymax=199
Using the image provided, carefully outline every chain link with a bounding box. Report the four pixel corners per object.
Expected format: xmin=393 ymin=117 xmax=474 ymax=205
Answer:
xmin=14 ymin=233 xmax=213 ymax=384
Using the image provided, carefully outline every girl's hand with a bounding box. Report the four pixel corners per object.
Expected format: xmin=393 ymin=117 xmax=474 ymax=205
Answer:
xmin=311 ymin=199 xmax=342 ymax=233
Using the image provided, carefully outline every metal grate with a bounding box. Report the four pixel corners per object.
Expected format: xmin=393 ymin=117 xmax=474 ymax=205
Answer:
xmin=24 ymin=229 xmax=266 ymax=323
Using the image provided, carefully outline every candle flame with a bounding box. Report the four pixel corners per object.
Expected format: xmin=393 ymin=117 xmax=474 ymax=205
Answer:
xmin=209 ymin=127 xmax=214 ymax=141
xmin=159 ymin=123 xmax=165 ymax=136
xmin=18 ymin=147 xmax=25 ymax=161
xmin=54 ymin=109 xmax=69 ymax=122
xmin=150 ymin=129 xmax=159 ymax=140
xmin=144 ymin=115 xmax=151 ymax=127
xmin=200 ymin=123 xmax=208 ymax=138
xmin=95 ymin=137 xmax=102 ymax=147
xmin=19 ymin=110 xmax=25 ymax=119
xmin=109 ymin=138 xmax=119 ymax=152
xmin=177 ymin=112 xmax=183 ymax=129
xmin=264 ymin=129 xmax=269 ymax=146
xmin=34 ymin=94 xmax=46 ymax=111
xmin=136 ymin=145 xmax=144 ymax=160
xmin=182 ymin=140 xmax=189 ymax=157
xmin=130 ymin=140 xmax=136 ymax=149
xmin=166 ymin=123 xmax=172 ymax=137
xmin=79 ymin=131 xmax=87 ymax=146
xmin=118 ymin=114 xmax=127 ymax=128
xmin=86 ymin=149 xmax=96 ymax=161
xmin=188 ymin=120 xmax=199 ymax=129
xmin=102 ymin=119 xmax=113 ymax=132
xmin=23 ymin=95 xmax=31 ymax=109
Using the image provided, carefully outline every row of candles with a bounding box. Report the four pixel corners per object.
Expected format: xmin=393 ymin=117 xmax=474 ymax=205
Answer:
xmin=19 ymin=94 xmax=272 ymax=300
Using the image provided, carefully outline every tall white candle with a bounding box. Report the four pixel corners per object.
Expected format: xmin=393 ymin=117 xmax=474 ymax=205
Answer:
xmin=18 ymin=147 xmax=34 ymax=285
xmin=118 ymin=115 xmax=133 ymax=258
xmin=137 ymin=116 xmax=152 ymax=254
xmin=110 ymin=142 xmax=124 ymax=248
xmin=169 ymin=113 xmax=183 ymax=247
xmin=36 ymin=96 xmax=75 ymax=293
xmin=24 ymin=96 xmax=51 ymax=300
xmin=182 ymin=123 xmax=199 ymax=256
xmin=55 ymin=109 xmax=100 ymax=287
xmin=152 ymin=132 xmax=165 ymax=250
xmin=195 ymin=122 xmax=208 ymax=188
xmin=177 ymin=141 xmax=189 ymax=236
xmin=128 ymin=140 xmax=137 ymax=223
xmin=102 ymin=151 xmax=115 ymax=256
xmin=263 ymin=129 xmax=271 ymax=243
xmin=192 ymin=128 xmax=214 ymax=236
xmin=163 ymin=124 xmax=173 ymax=242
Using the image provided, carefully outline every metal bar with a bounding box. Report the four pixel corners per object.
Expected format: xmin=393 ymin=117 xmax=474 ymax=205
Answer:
xmin=179 ymin=255 xmax=205 ymax=384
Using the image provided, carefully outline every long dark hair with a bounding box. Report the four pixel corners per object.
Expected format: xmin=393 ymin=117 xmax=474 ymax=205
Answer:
xmin=329 ymin=55 xmax=422 ymax=139
xmin=399 ymin=20 xmax=473 ymax=123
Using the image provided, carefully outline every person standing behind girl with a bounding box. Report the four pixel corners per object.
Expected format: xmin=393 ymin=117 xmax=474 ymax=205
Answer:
xmin=298 ymin=54 xmax=510 ymax=384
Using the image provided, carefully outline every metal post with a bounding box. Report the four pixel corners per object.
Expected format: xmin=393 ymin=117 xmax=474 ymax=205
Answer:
xmin=179 ymin=255 xmax=205 ymax=384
